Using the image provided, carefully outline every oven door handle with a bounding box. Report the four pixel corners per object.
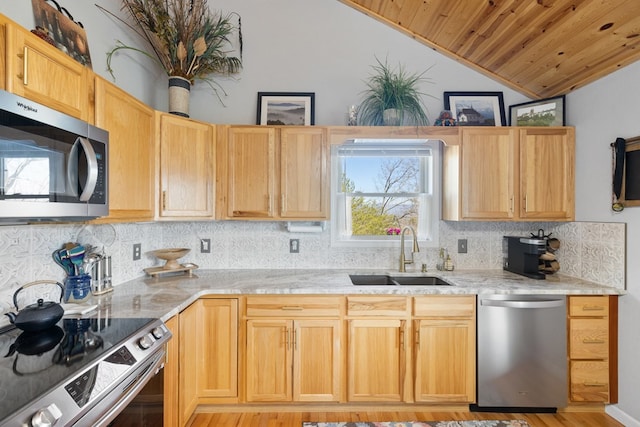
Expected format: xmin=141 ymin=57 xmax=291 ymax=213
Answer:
xmin=90 ymin=348 xmax=166 ymax=427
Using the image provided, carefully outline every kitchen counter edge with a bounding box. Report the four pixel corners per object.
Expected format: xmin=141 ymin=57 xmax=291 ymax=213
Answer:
xmin=98 ymin=269 xmax=624 ymax=322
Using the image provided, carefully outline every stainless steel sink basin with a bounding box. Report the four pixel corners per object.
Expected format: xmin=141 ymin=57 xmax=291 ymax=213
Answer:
xmin=349 ymin=274 xmax=452 ymax=286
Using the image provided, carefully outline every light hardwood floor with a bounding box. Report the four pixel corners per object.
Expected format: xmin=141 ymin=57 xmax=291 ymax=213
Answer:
xmin=188 ymin=410 xmax=624 ymax=427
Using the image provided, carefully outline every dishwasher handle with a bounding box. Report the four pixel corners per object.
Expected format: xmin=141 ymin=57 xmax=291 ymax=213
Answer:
xmin=480 ymin=298 xmax=565 ymax=309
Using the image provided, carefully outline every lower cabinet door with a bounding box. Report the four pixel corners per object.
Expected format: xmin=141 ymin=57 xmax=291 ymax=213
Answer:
xmin=293 ymin=319 xmax=342 ymax=402
xmin=199 ymin=299 xmax=238 ymax=399
xmin=347 ymin=319 xmax=405 ymax=402
xmin=413 ymin=319 xmax=475 ymax=402
xmin=246 ymin=319 xmax=292 ymax=401
xmin=179 ymin=303 xmax=199 ymax=426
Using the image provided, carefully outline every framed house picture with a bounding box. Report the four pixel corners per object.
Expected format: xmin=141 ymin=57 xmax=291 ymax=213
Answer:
xmin=509 ymin=95 xmax=566 ymax=126
xmin=257 ymin=92 xmax=315 ymax=125
xmin=443 ymin=91 xmax=506 ymax=126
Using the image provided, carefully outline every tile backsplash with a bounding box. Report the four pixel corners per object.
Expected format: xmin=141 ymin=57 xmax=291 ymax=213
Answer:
xmin=0 ymin=220 xmax=625 ymax=315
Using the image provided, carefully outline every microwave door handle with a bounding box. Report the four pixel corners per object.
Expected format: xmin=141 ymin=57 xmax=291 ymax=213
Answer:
xmin=74 ymin=137 xmax=99 ymax=201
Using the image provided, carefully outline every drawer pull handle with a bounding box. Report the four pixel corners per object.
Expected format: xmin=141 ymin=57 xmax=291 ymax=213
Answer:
xmin=284 ymin=327 xmax=290 ymax=350
xmin=582 ymin=339 xmax=605 ymax=344
xmin=281 ymin=306 xmax=304 ymax=311
xmin=583 ymin=382 xmax=606 ymax=387
xmin=582 ymin=305 xmax=605 ymax=311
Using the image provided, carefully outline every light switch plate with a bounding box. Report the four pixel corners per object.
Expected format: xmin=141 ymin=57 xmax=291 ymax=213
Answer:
xmin=458 ymin=239 xmax=468 ymax=254
xmin=200 ymin=238 xmax=211 ymax=253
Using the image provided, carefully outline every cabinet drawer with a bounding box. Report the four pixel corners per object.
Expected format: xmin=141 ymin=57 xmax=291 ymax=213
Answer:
xmin=413 ymin=295 xmax=475 ymax=318
xmin=570 ymin=360 xmax=609 ymax=402
xmin=569 ymin=296 xmax=609 ymax=317
xmin=245 ymin=296 xmax=342 ymax=317
xmin=569 ymin=318 xmax=609 ymax=359
xmin=347 ymin=296 xmax=408 ymax=317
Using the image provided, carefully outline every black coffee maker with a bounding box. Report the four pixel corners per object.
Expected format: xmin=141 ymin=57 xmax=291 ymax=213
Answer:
xmin=503 ymin=236 xmax=547 ymax=279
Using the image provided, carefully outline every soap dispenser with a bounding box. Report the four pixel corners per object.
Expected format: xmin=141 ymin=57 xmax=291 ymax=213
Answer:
xmin=444 ymin=250 xmax=455 ymax=271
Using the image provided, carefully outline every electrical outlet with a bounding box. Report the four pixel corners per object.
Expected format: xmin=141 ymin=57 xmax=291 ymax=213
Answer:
xmin=458 ymin=239 xmax=468 ymax=254
xmin=289 ymin=239 xmax=300 ymax=253
xmin=200 ymin=238 xmax=211 ymax=253
xmin=133 ymin=243 xmax=142 ymax=260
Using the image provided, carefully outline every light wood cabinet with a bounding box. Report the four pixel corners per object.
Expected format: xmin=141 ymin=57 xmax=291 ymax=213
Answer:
xmin=443 ymin=126 xmax=575 ymax=221
xmin=198 ymin=298 xmax=238 ymax=402
xmin=244 ymin=296 xmax=342 ymax=402
xmin=4 ymin=20 xmax=90 ymax=121
xmin=217 ymin=125 xmax=328 ymax=220
xmin=179 ymin=298 xmax=238 ymax=425
xmin=412 ymin=296 xmax=475 ymax=403
xmin=156 ymin=112 xmax=215 ymax=219
xmin=164 ymin=316 xmax=179 ymax=427
xmin=519 ymin=127 xmax=575 ymax=219
xmin=179 ymin=302 xmax=199 ymax=427
xmin=93 ymin=76 xmax=155 ymax=222
xmin=347 ymin=318 xmax=406 ymax=402
xmin=567 ymin=295 xmax=618 ymax=403
xmin=346 ymin=296 xmax=409 ymax=402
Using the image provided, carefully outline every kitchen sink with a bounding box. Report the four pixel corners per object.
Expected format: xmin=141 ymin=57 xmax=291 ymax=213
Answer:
xmin=349 ymin=274 xmax=452 ymax=286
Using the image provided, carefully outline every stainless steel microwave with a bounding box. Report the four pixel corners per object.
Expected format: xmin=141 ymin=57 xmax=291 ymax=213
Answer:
xmin=0 ymin=90 xmax=108 ymax=222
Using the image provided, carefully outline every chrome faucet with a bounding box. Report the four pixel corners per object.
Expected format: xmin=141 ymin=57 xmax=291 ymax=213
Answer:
xmin=399 ymin=226 xmax=420 ymax=272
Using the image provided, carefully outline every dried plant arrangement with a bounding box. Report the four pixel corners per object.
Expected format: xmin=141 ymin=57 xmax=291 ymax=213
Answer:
xmin=98 ymin=0 xmax=242 ymax=99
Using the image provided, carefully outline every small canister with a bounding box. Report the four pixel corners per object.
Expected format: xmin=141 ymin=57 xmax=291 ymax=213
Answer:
xmin=103 ymin=255 xmax=113 ymax=292
xmin=90 ymin=256 xmax=104 ymax=295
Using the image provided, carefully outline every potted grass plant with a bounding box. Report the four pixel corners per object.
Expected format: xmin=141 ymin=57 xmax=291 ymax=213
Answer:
xmin=99 ymin=0 xmax=242 ymax=117
xmin=357 ymin=57 xmax=432 ymax=126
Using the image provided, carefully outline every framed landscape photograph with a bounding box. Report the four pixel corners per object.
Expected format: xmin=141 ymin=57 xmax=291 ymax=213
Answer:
xmin=444 ymin=91 xmax=506 ymax=126
xmin=509 ymin=95 xmax=566 ymax=126
xmin=257 ymin=92 xmax=315 ymax=125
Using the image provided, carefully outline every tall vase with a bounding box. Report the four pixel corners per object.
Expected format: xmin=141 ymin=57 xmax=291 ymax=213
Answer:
xmin=168 ymin=76 xmax=191 ymax=118
xmin=383 ymin=108 xmax=401 ymax=126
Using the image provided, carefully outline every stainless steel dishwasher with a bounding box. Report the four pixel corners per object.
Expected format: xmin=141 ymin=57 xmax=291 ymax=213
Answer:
xmin=474 ymin=294 xmax=567 ymax=411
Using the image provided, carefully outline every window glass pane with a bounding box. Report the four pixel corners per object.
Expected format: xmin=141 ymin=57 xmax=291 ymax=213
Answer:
xmin=331 ymin=140 xmax=441 ymax=248
xmin=348 ymin=195 xmax=420 ymax=236
xmin=342 ymin=157 xmax=421 ymax=193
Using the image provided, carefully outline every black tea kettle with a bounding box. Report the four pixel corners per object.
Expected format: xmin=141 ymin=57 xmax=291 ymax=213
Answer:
xmin=5 ymin=280 xmax=65 ymax=332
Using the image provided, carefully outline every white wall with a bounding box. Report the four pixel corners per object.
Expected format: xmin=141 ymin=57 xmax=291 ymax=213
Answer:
xmin=569 ymin=61 xmax=640 ymax=425
xmin=0 ymin=0 xmax=528 ymax=124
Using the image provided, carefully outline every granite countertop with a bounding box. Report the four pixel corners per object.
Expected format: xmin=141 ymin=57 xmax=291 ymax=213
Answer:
xmin=97 ymin=269 xmax=625 ymax=322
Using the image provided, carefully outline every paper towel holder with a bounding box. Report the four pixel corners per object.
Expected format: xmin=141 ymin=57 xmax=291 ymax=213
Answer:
xmin=285 ymin=221 xmax=327 ymax=233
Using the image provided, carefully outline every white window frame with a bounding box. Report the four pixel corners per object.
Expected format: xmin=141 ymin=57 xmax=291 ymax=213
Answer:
xmin=330 ymin=139 xmax=441 ymax=248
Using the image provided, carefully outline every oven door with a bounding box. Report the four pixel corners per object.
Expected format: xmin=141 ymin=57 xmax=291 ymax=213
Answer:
xmin=108 ymin=360 xmax=164 ymax=426
xmin=72 ymin=348 xmax=165 ymax=427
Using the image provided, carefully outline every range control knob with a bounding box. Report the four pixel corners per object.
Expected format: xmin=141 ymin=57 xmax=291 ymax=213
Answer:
xmin=31 ymin=403 xmax=62 ymax=427
xmin=151 ymin=327 xmax=164 ymax=340
xmin=138 ymin=334 xmax=154 ymax=350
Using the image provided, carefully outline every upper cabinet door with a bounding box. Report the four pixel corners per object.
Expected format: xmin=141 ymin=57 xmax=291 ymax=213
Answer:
xmin=225 ymin=126 xmax=277 ymax=218
xmin=519 ymin=127 xmax=575 ymax=220
xmin=461 ymin=127 xmax=516 ymax=220
xmin=94 ymin=77 xmax=155 ymax=222
xmin=280 ymin=127 xmax=328 ymax=219
xmin=158 ymin=113 xmax=214 ymax=218
xmin=5 ymin=22 xmax=89 ymax=121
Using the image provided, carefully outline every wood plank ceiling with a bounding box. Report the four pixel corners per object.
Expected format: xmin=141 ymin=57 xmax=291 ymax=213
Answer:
xmin=339 ymin=0 xmax=640 ymax=99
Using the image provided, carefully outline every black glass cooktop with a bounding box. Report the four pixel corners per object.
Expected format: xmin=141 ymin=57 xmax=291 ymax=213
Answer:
xmin=0 ymin=317 xmax=155 ymax=423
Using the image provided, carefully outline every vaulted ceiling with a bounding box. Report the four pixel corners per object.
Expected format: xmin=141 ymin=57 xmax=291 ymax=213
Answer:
xmin=339 ymin=0 xmax=640 ymax=99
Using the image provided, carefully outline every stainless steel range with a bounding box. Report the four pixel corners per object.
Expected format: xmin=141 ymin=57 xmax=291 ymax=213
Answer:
xmin=0 ymin=316 xmax=170 ymax=426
